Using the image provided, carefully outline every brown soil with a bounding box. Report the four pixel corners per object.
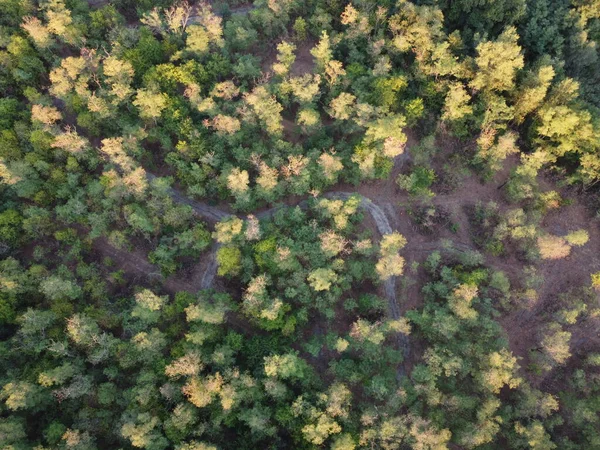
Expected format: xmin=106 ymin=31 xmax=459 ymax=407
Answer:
xmin=260 ymin=38 xmax=316 ymax=78
xmin=52 ymin=28 xmax=599 ymax=382
xmin=323 ymin=127 xmax=600 ymax=381
xmin=290 ymin=40 xmax=316 ymax=77
xmin=499 ymin=199 xmax=600 ymax=379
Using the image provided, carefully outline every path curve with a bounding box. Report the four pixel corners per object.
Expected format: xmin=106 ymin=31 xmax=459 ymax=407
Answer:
xmin=147 ymin=173 xmax=411 ymax=376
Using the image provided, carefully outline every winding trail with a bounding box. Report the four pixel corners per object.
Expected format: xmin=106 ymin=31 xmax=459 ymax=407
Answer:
xmin=324 ymin=193 xmax=410 ymax=375
xmin=145 ymin=173 xmax=413 ymax=375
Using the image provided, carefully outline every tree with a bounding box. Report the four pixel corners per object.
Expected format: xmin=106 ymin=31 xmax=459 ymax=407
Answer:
xmin=193 ymin=2 xmax=224 ymax=47
xmin=165 ymin=352 xmax=203 ymax=378
xmin=89 ymin=5 xmax=125 ymax=42
xmin=364 ymin=115 xmax=407 ymax=154
xmin=279 ymin=74 xmax=322 ymax=105
xmin=325 ymin=60 xmax=345 ymax=85
xmin=591 ymin=272 xmax=600 ymax=290
xmin=132 ymin=289 xmax=167 ymax=324
xmin=52 ymin=128 xmax=89 ymax=155
xmin=1 ymin=381 xmax=45 ymax=411
xmin=302 ymin=413 xmax=342 ymax=445
xmin=565 ymin=229 xmax=589 ymax=247
xmin=264 ymin=352 xmax=309 ymax=380
xmin=272 ymin=41 xmax=296 ymax=76
xmin=519 ymin=0 xmax=566 ymax=58
xmin=185 ymin=293 xmax=231 ymax=324
xmin=121 ymin=413 xmax=168 ymax=450
xmin=332 ymin=433 xmax=356 ymax=450
xmin=329 ymin=93 xmax=356 ymax=121
xmin=514 ymin=421 xmax=556 ymax=450
xmin=103 ymin=57 xmax=134 ymax=103
xmin=0 ymin=417 xmax=27 ymax=447
xmin=31 ymin=104 xmax=61 ymax=127
xmin=216 ymin=246 xmax=242 ymax=276
xmin=242 ymin=275 xmax=286 ymax=323
xmin=376 ymin=232 xmax=406 ymax=281
xmin=176 ymin=442 xmax=217 ymax=450
xmin=310 ymin=31 xmax=332 ymax=71
xmin=389 ymin=2 xmax=448 ymax=76
xmin=206 ymin=114 xmax=241 ymax=135
xmin=61 ymin=429 xmax=96 ymax=450
xmin=226 ymin=167 xmax=250 ymax=197
xmin=297 ymin=108 xmax=320 ymax=131
xmin=513 ymin=64 xmax=554 ymax=123
xmin=100 ymin=137 xmax=136 ymax=172
xmin=317 ymin=197 xmax=361 ymax=230
xmin=21 ymin=16 xmax=52 ymax=49
xmin=40 ymin=276 xmax=81 ymax=301
xmin=66 ymin=314 xmax=101 ymax=348
xmin=186 ymin=25 xmax=210 ymax=54
xmin=213 ymin=217 xmax=244 ymax=244
xmin=442 ymin=82 xmax=473 ymax=122
xmin=448 ymin=283 xmax=479 ymax=320
xmin=44 ymin=0 xmax=80 ymax=44
xmin=479 ymin=349 xmax=522 ymax=393
xmin=318 ymin=153 xmax=344 ymax=182
xmin=470 ymin=27 xmax=524 ymax=93
xmin=476 ymin=131 xmax=520 ymax=172
xmin=182 ymin=373 xmax=225 ymax=408
xmin=438 ymin=0 xmax=525 ymax=39
xmin=308 ymin=268 xmax=338 ymax=291
xmin=134 ymin=89 xmax=168 ymax=121
xmin=540 ymin=323 xmax=571 ymax=366
xmin=0 ymin=209 xmax=22 ymax=245
xmin=244 ymin=86 xmax=283 ymax=135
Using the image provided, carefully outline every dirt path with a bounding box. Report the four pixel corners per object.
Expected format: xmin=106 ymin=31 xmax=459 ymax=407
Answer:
xmin=91 ymin=163 xmax=417 ymax=376
xmin=98 ymin=120 xmax=600 ymax=383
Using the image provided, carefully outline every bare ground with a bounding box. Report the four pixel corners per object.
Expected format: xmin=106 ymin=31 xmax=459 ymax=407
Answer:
xmin=260 ymin=38 xmax=317 ymax=79
xmin=81 ymin=119 xmax=600 ymax=384
xmin=328 ymin=132 xmax=600 ymax=380
xmin=290 ymin=40 xmax=316 ymax=77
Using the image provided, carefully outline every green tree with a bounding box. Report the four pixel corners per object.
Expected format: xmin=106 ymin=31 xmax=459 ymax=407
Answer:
xmin=132 ymin=289 xmax=167 ymax=324
xmin=308 ymin=267 xmax=338 ymax=291
xmin=437 ymin=0 xmax=526 ymax=38
xmin=1 ymin=381 xmax=46 ymax=411
xmin=40 ymin=276 xmax=81 ymax=301
xmin=216 ymin=246 xmax=242 ymax=277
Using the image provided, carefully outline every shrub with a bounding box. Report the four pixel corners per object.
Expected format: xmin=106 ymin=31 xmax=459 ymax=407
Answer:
xmin=396 ymin=166 xmax=436 ymax=197
xmin=216 ymin=246 xmax=242 ymax=277
xmin=537 ymin=235 xmax=571 ymax=260
xmin=565 ymin=229 xmax=589 ymax=247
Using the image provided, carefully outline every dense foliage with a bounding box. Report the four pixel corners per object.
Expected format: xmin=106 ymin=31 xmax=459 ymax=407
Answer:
xmin=1 ymin=0 xmax=600 ymax=448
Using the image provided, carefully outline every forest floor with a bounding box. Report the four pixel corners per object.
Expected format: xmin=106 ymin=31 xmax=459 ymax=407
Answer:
xmin=349 ymin=132 xmax=600 ymax=383
xmin=75 ymin=0 xmax=600 ymax=385
xmin=87 ymin=123 xmax=600 ymax=386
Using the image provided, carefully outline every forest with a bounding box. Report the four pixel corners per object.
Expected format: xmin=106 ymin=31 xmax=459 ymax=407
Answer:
xmin=1 ymin=0 xmax=600 ymax=448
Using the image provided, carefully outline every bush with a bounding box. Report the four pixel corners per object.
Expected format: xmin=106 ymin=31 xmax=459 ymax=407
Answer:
xmin=0 ymin=209 xmax=22 ymax=245
xmin=565 ymin=229 xmax=589 ymax=247
xmin=216 ymin=246 xmax=242 ymax=277
xmin=591 ymin=272 xmax=600 ymax=290
xmin=537 ymin=235 xmax=571 ymax=260
xmin=396 ymin=166 xmax=436 ymax=197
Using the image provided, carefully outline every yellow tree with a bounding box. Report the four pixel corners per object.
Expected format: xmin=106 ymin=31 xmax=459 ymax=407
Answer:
xmin=470 ymin=27 xmax=524 ymax=93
